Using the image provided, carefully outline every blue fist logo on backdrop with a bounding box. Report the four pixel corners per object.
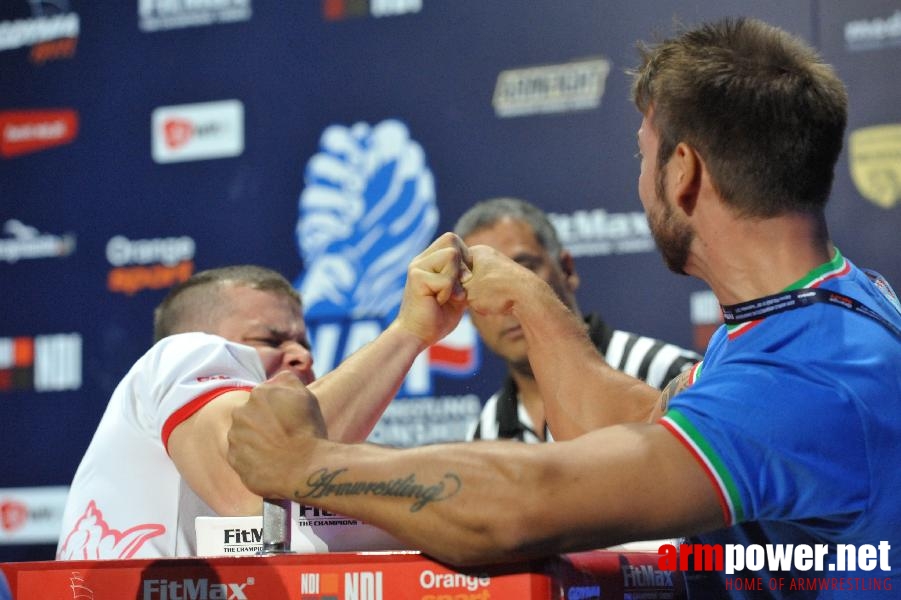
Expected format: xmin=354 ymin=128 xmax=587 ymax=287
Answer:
xmin=296 ymin=119 xmax=438 ymax=319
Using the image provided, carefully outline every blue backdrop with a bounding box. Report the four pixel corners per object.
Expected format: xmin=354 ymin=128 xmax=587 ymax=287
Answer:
xmin=1 ymin=0 xmax=899 ymax=561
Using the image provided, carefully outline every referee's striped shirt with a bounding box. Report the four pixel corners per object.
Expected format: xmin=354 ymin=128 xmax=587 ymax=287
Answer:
xmin=466 ymin=312 xmax=702 ymax=443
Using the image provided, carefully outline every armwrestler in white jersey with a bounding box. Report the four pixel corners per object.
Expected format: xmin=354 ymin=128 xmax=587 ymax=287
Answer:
xmin=57 ymin=235 xmax=468 ymax=559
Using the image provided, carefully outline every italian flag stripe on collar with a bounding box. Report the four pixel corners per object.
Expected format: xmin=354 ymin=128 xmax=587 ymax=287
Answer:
xmin=726 ymin=248 xmax=850 ymax=339
xmin=660 ymin=409 xmax=744 ymax=526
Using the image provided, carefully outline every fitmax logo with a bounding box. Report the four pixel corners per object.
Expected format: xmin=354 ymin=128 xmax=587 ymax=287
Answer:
xmin=143 ymin=577 xmax=254 ymax=600
xmin=224 ymin=527 xmax=261 ymax=544
xmin=622 ymin=565 xmax=674 ymax=588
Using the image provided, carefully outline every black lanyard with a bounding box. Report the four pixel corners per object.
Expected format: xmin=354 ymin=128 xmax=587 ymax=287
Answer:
xmin=721 ymin=287 xmax=901 ymax=340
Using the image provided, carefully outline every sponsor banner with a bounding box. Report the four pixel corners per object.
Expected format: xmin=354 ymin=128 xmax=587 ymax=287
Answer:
xmin=323 ymin=0 xmax=422 ymax=21
xmin=0 ymin=109 xmax=79 ymax=158
xmin=845 ymin=9 xmax=901 ymax=52
xmin=689 ymin=290 xmax=721 ymax=352
xmin=105 ymin=235 xmax=196 ymax=294
xmin=493 ymin=58 xmax=611 ymax=118
xmin=151 ymin=100 xmax=244 ymax=164
xmin=0 ymin=220 xmax=76 ymax=263
xmin=139 ymin=0 xmax=253 ymax=32
xmin=295 ymin=119 xmax=480 ymax=445
xmin=0 ymin=333 xmax=82 ymax=393
xmin=0 ymin=9 xmax=79 ymax=63
xmin=548 ymin=209 xmax=655 ymax=258
xmin=367 ymin=394 xmax=482 ymax=447
xmin=848 ymin=124 xmax=901 ymax=209
xmin=1 ymin=550 xmax=677 ymax=599
xmin=196 ymin=505 xmax=406 ymax=557
xmin=0 ymin=486 xmax=69 ymax=545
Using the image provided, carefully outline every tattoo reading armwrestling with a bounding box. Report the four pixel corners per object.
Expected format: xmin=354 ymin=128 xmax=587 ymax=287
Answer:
xmin=295 ymin=468 xmax=462 ymax=512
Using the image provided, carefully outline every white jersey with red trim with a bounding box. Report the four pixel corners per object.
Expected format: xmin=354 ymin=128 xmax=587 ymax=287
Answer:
xmin=56 ymin=333 xmax=263 ymax=559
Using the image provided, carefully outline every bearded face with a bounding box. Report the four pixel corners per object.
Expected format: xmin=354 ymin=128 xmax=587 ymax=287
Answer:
xmin=650 ymin=167 xmax=694 ymax=275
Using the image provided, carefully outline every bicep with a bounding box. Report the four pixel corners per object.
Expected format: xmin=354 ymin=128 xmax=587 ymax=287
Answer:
xmin=167 ymin=389 xmax=263 ymax=516
xmin=531 ymin=423 xmax=724 ymax=550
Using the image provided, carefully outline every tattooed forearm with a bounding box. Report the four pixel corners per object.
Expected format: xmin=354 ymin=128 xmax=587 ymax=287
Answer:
xmin=295 ymin=468 xmax=462 ymax=512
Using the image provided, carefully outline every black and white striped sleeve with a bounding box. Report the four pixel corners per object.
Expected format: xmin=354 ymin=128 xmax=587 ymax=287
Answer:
xmin=603 ymin=329 xmax=701 ymax=389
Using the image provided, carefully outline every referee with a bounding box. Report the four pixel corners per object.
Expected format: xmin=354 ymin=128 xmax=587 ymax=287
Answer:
xmin=455 ymin=197 xmax=700 ymax=443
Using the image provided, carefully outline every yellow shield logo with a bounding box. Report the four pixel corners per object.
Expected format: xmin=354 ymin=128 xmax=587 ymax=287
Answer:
xmin=848 ymin=124 xmax=901 ymax=209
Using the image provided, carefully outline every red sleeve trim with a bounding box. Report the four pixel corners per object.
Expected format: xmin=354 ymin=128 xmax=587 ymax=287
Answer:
xmin=659 ymin=418 xmax=732 ymax=527
xmin=161 ymin=385 xmax=252 ymax=453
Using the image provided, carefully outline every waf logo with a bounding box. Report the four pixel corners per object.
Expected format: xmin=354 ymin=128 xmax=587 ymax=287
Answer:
xmin=0 ymin=109 xmax=78 ymax=158
xmin=57 ymin=500 xmax=165 ymax=560
xmin=300 ymin=571 xmax=383 ymax=599
xmin=295 ymin=119 xmax=480 ymax=446
xmin=0 ymin=500 xmax=28 ymax=532
xmin=151 ymin=100 xmax=244 ymax=164
xmin=0 ymin=333 xmax=81 ymax=392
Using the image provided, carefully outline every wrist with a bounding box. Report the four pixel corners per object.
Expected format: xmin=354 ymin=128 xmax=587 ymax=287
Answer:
xmin=385 ymin=320 xmax=431 ymax=354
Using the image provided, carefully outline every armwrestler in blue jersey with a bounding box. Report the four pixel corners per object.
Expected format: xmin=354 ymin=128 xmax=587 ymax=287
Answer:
xmin=227 ymin=18 xmax=901 ymax=599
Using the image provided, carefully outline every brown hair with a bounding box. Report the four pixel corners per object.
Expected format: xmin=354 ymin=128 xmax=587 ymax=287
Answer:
xmin=153 ymin=265 xmax=300 ymax=342
xmin=630 ymin=18 xmax=848 ymax=217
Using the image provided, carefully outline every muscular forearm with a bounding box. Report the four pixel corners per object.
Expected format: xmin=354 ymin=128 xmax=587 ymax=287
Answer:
xmin=255 ymin=426 xmax=723 ymax=565
xmin=514 ymin=284 xmax=660 ymax=438
xmin=310 ymin=323 xmax=425 ymax=442
xmin=229 ymin=374 xmax=726 ymax=567
xmin=267 ymin=439 xmax=589 ymax=565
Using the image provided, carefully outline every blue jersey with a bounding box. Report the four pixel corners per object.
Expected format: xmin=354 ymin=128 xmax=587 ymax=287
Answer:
xmin=661 ymin=250 xmax=901 ymax=599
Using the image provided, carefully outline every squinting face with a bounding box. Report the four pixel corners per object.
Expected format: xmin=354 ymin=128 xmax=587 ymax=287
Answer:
xmin=463 ymin=217 xmax=578 ymax=375
xmin=637 ymin=114 xmax=694 ymax=275
xmin=213 ymin=285 xmax=315 ymax=383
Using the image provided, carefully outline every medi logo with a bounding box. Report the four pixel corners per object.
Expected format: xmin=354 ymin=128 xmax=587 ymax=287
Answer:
xmin=151 ymin=100 xmax=244 ymax=164
xmin=0 ymin=109 xmax=79 ymax=158
xmin=0 ymin=0 xmax=80 ymax=63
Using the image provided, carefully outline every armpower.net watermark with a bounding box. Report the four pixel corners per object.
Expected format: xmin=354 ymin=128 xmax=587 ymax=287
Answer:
xmin=657 ymin=541 xmax=894 ymax=594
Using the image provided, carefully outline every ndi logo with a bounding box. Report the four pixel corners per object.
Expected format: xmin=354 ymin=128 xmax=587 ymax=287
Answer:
xmin=299 ymin=571 xmax=382 ymax=599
